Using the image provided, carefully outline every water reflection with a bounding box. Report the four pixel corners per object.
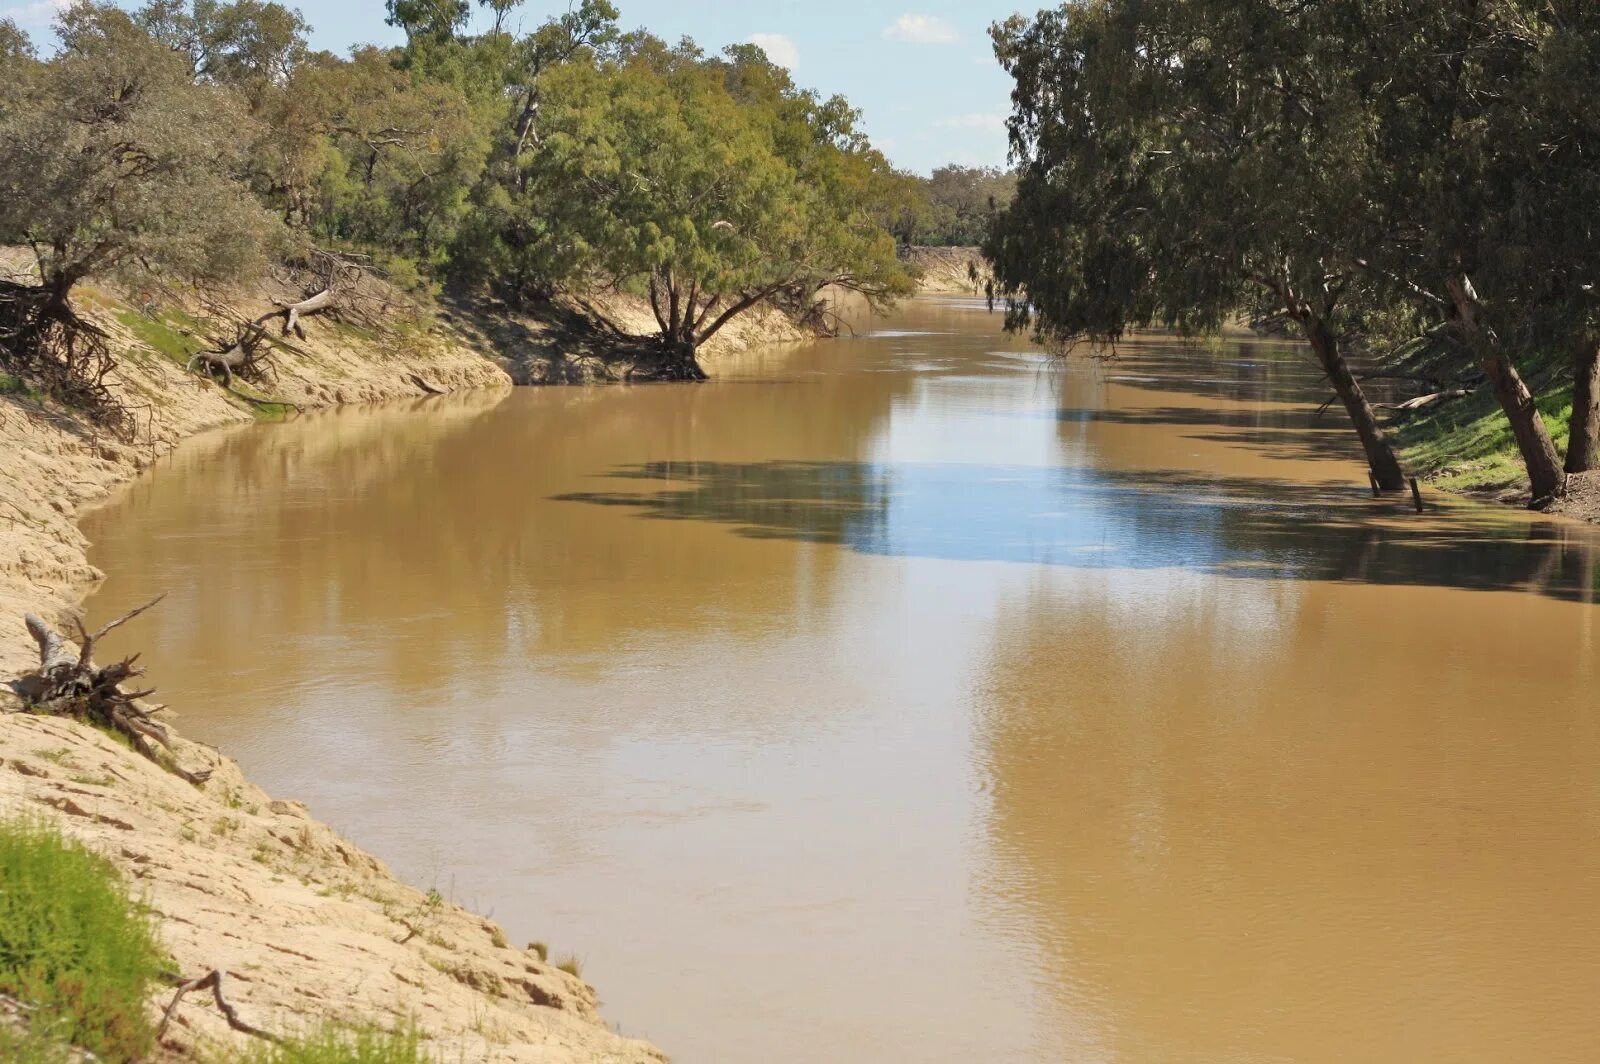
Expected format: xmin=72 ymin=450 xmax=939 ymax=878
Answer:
xmin=556 ymin=460 xmax=1600 ymax=600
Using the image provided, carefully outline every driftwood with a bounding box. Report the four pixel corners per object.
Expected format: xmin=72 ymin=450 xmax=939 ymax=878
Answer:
xmin=10 ymin=597 xmax=213 ymax=785
xmin=158 ymin=969 xmax=280 ymax=1045
xmin=268 ymin=287 xmax=335 ymax=339
xmin=187 ymin=321 xmax=270 ymax=389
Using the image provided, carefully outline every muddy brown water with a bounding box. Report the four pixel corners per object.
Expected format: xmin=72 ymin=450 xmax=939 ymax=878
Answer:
xmin=84 ymin=298 xmax=1600 ymax=1063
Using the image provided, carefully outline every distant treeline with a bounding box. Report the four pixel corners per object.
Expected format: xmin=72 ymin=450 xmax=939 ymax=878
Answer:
xmin=984 ymin=1 xmax=1600 ymax=503
xmin=0 ymin=0 xmax=926 ymax=389
xmin=893 ymin=165 xmax=1018 ymax=248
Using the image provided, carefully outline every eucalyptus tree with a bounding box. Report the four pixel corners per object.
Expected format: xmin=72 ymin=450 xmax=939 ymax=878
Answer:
xmin=1347 ymin=0 xmax=1592 ymax=501
xmin=512 ymin=37 xmax=910 ymax=376
xmin=0 ymin=3 xmax=284 ymax=412
xmin=986 ymin=0 xmax=1410 ymax=489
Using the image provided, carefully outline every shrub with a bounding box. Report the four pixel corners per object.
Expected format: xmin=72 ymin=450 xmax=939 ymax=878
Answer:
xmin=0 ymin=817 xmax=167 ymax=1059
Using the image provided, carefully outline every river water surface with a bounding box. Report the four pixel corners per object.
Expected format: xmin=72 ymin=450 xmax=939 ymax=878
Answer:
xmin=85 ymin=298 xmax=1600 ymax=1062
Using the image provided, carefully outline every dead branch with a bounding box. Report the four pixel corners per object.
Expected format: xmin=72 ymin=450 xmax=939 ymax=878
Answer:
xmin=265 ymin=287 xmax=335 ymax=340
xmin=158 ymin=969 xmax=281 ymax=1045
xmin=10 ymin=600 xmax=214 ymax=784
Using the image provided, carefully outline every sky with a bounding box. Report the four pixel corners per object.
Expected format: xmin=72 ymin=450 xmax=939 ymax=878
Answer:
xmin=1 ymin=0 xmax=1028 ymax=175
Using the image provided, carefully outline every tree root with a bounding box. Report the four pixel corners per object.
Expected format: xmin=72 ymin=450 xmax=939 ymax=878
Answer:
xmin=10 ymin=597 xmax=214 ymax=785
xmin=158 ymin=969 xmax=281 ymax=1045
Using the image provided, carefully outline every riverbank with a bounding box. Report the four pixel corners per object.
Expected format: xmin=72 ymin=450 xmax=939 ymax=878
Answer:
xmin=0 ymin=267 xmax=716 ymax=1060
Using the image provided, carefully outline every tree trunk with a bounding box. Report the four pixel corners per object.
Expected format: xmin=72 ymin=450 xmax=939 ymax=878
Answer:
xmin=1566 ymin=336 xmax=1599 ymax=474
xmin=1305 ymin=317 xmax=1407 ymax=491
xmin=1448 ymin=275 xmax=1566 ymax=503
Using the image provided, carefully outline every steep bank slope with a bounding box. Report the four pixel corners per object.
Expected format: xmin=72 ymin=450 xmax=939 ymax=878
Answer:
xmin=904 ymin=246 xmax=991 ymax=295
xmin=0 ymin=272 xmax=669 ymax=1060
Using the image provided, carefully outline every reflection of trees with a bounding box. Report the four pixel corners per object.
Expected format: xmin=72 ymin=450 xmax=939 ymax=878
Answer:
xmin=556 ymin=460 xmax=1600 ymax=601
xmin=972 ymin=574 xmax=1600 ymax=1062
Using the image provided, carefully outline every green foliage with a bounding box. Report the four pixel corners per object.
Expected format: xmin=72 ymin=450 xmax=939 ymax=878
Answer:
xmin=898 ymin=165 xmax=1016 ymax=247
xmin=0 ymin=3 xmax=289 ymax=298
xmin=0 ymin=0 xmax=915 ymax=395
xmin=514 ymin=37 xmax=910 ymax=360
xmin=0 ymin=818 xmax=167 ymax=1060
xmin=985 ymin=0 xmax=1600 ymax=493
xmin=231 ymin=1022 xmax=435 ymax=1064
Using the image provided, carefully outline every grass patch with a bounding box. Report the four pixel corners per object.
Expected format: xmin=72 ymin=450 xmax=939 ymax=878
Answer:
xmin=0 ymin=817 xmax=167 ymax=1059
xmin=115 ymin=308 xmax=207 ymax=366
xmin=0 ymin=370 xmax=45 ymax=402
xmin=1396 ymin=383 xmax=1573 ymax=493
xmin=527 ymin=941 xmax=548 ymax=962
xmin=555 ymin=953 xmax=583 ymax=979
xmin=230 ymin=1022 xmax=435 ymax=1064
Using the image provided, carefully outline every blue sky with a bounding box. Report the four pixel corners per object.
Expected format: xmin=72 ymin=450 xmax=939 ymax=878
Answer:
xmin=2 ymin=0 xmax=1027 ymax=174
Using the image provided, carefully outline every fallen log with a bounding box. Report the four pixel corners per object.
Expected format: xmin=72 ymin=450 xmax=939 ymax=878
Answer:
xmin=9 ymin=598 xmax=213 ymax=785
xmin=268 ymin=288 xmax=335 ymax=339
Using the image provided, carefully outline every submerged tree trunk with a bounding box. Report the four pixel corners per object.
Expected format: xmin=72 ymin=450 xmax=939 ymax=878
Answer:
xmin=1566 ymin=336 xmax=1599 ymax=474
xmin=1448 ymin=275 xmax=1566 ymax=504
xmin=1304 ymin=317 xmax=1407 ymax=491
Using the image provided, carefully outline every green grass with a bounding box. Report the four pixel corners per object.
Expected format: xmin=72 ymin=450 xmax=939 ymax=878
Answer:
xmin=1396 ymin=383 xmax=1573 ymax=493
xmin=231 ymin=1022 xmax=435 ymax=1064
xmin=115 ymin=307 xmax=207 ymax=365
xmin=0 ymin=818 xmax=168 ymax=1060
xmin=0 ymin=1023 xmax=80 ymax=1064
xmin=0 ymin=370 xmax=45 ymax=402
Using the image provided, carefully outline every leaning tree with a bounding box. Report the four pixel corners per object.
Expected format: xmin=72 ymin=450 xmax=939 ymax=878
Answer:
xmin=985 ymin=0 xmax=1412 ymax=490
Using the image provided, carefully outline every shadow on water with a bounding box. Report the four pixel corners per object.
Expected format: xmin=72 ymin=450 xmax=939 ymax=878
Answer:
xmin=554 ymin=460 xmax=1600 ymax=602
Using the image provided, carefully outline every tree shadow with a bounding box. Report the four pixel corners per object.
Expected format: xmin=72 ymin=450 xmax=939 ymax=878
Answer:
xmin=554 ymin=460 xmax=1600 ymax=603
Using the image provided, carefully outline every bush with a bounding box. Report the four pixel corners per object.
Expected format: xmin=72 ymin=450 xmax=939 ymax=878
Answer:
xmin=0 ymin=817 xmax=167 ymax=1059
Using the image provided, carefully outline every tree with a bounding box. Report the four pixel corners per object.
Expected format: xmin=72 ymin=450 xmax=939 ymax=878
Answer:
xmin=986 ymin=0 xmax=1410 ymax=489
xmin=519 ymin=39 xmax=911 ymax=377
xmin=386 ymin=0 xmax=470 ymax=44
xmin=918 ymin=165 xmax=1016 ymax=247
xmin=0 ymin=3 xmax=284 ymax=417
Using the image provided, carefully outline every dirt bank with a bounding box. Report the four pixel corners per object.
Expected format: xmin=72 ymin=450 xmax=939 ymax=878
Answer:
xmin=0 ymin=269 xmax=692 ymax=1060
xmin=904 ymin=246 xmax=991 ymax=295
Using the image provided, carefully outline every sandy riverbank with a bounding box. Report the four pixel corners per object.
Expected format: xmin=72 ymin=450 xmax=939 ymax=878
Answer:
xmin=0 ymin=266 xmax=764 ymax=1060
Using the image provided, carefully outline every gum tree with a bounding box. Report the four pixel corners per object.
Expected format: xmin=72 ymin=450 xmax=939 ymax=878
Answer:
xmin=986 ymin=0 xmax=1410 ymax=489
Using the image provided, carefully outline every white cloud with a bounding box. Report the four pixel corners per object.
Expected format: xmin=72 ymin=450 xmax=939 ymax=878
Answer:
xmin=747 ymin=32 xmax=799 ymax=71
xmin=883 ymin=14 xmax=959 ymax=45
xmin=936 ymin=112 xmax=1006 ymax=130
xmin=1 ymin=0 xmax=69 ymax=34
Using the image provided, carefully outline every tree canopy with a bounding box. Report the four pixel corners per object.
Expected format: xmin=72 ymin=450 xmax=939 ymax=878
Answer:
xmin=986 ymin=0 xmax=1600 ymax=502
xmin=0 ymin=0 xmax=920 ymax=395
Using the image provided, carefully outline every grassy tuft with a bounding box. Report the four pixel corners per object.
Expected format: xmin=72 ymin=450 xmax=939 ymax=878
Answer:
xmin=527 ymin=941 xmax=548 ymax=962
xmin=0 ymin=818 xmax=167 ymax=1059
xmin=555 ymin=953 xmax=583 ymax=979
xmin=0 ymin=370 xmax=45 ymax=402
xmin=232 ymin=1022 xmax=435 ymax=1064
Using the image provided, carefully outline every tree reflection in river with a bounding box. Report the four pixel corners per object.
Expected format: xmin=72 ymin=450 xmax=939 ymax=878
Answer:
xmin=555 ymin=459 xmax=1600 ymax=601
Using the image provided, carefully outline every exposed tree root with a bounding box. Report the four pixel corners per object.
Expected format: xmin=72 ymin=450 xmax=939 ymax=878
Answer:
xmin=0 ymin=280 xmax=130 ymax=434
xmin=158 ymin=969 xmax=281 ymax=1045
xmin=9 ymin=597 xmax=214 ymax=785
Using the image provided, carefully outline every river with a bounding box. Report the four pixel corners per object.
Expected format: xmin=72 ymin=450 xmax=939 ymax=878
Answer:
xmin=83 ymin=297 xmax=1600 ymax=1062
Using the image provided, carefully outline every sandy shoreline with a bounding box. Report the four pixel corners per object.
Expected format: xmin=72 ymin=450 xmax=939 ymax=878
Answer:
xmin=0 ymin=274 xmax=690 ymax=1061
